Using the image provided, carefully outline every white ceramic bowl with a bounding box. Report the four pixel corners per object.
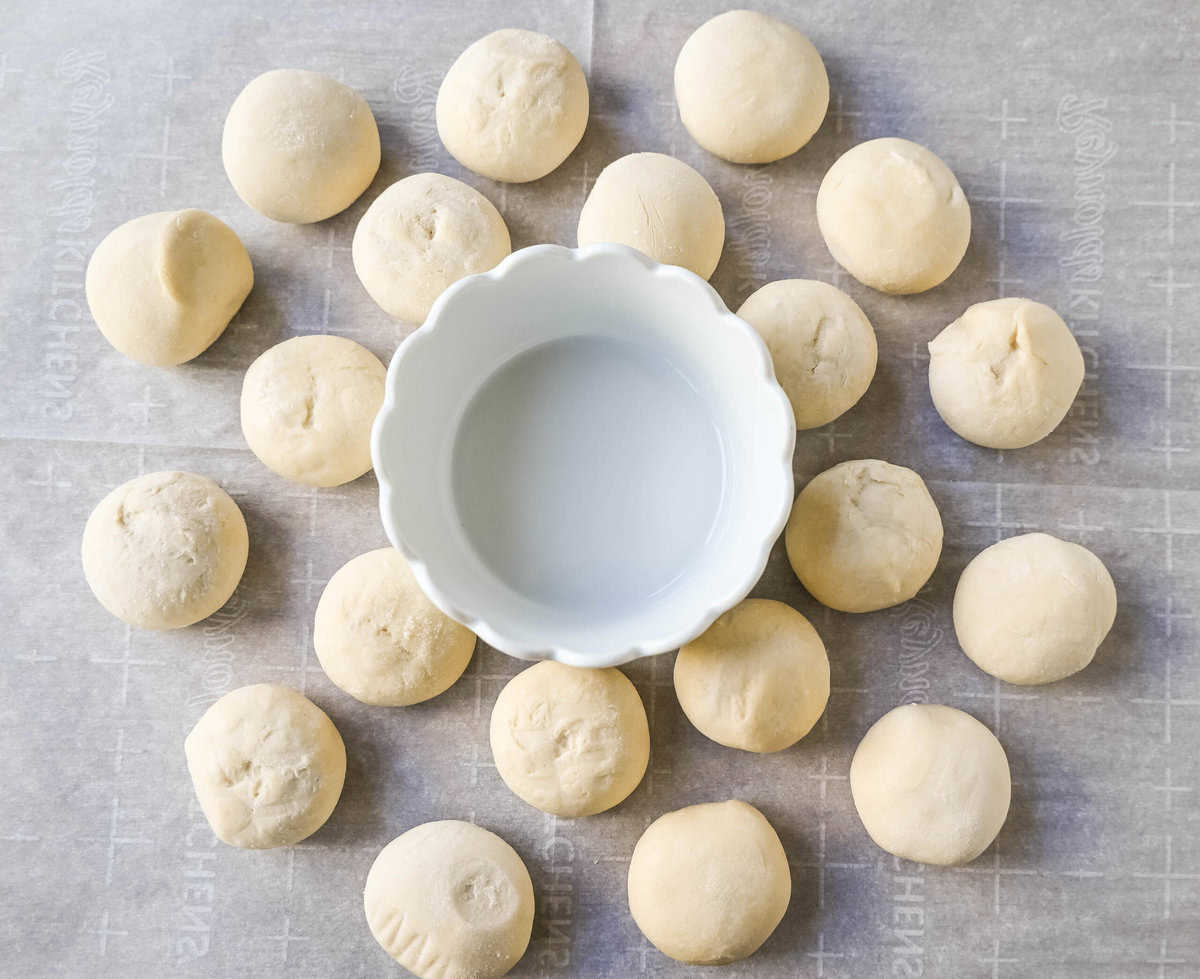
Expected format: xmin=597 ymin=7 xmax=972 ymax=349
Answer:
xmin=372 ymin=243 xmax=795 ymax=667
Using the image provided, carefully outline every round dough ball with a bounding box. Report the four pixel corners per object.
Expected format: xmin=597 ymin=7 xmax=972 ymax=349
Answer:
xmin=628 ymin=800 xmax=791 ymax=965
xmin=737 ymin=279 xmax=877 ymax=430
xmin=364 ymin=820 xmax=534 ymax=978
xmin=82 ymin=471 xmax=248 ymax=630
xmin=675 ymin=599 xmax=829 ymax=752
xmin=577 ymin=152 xmax=725 ymax=280
xmin=240 ymin=335 xmax=386 ymax=487
xmin=85 ymin=209 xmax=253 ymax=366
xmin=928 ymin=298 xmax=1085 ymax=449
xmin=489 ymin=661 xmax=649 ymax=817
xmin=437 ymin=29 xmax=589 ymax=183
xmin=314 ymin=547 xmax=476 ymax=706
xmin=353 ymin=173 xmax=511 ymax=323
xmin=184 ymin=683 xmax=346 ymax=849
xmin=674 ymin=10 xmax=829 ymax=164
xmin=954 ymin=532 xmax=1116 ymax=685
xmin=850 ymin=704 xmax=1010 ymax=865
xmin=786 ymin=459 xmax=943 ymax=613
xmin=222 ymin=69 xmax=380 ymax=224
xmin=816 ymin=137 xmax=970 ymax=294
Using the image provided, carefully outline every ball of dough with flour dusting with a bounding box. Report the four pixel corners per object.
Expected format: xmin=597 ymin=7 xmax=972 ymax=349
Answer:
xmin=737 ymin=279 xmax=877 ymax=430
xmin=437 ymin=29 xmax=589 ymax=182
xmin=674 ymin=10 xmax=828 ymax=164
xmin=240 ymin=335 xmax=386 ymax=487
xmin=817 ymin=137 xmax=970 ymax=294
xmin=786 ymin=459 xmax=943 ymax=613
xmin=314 ymin=547 xmax=476 ymax=706
xmin=86 ymin=209 xmax=253 ymax=366
xmin=82 ymin=471 xmax=248 ymax=630
xmin=850 ymin=704 xmax=1010 ymax=866
xmin=628 ymin=800 xmax=791 ymax=965
xmin=489 ymin=661 xmax=649 ymax=817
xmin=222 ymin=69 xmax=380 ymax=224
xmin=928 ymin=298 xmax=1085 ymax=449
xmin=364 ymin=820 xmax=534 ymax=978
xmin=184 ymin=684 xmax=346 ymax=849
xmin=353 ymin=173 xmax=511 ymax=323
xmin=577 ymin=152 xmax=725 ymax=279
xmin=954 ymin=533 xmax=1116 ymax=685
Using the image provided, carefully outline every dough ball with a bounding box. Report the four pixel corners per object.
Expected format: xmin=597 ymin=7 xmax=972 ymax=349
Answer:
xmin=850 ymin=704 xmax=1010 ymax=866
xmin=240 ymin=335 xmax=386 ymax=487
xmin=353 ymin=173 xmax=511 ymax=323
xmin=82 ymin=471 xmax=248 ymax=630
xmin=816 ymin=137 xmax=970 ymax=294
xmin=786 ymin=459 xmax=943 ymax=613
xmin=674 ymin=10 xmax=829 ymax=164
xmin=489 ymin=661 xmax=649 ymax=817
xmin=364 ymin=820 xmax=534 ymax=978
xmin=222 ymin=69 xmax=380 ymax=224
xmin=627 ymin=800 xmax=790 ymax=965
xmin=737 ymin=279 xmax=877 ymax=430
xmin=85 ymin=209 xmax=253 ymax=366
xmin=314 ymin=547 xmax=476 ymax=706
xmin=928 ymin=298 xmax=1085 ymax=449
xmin=577 ymin=152 xmax=725 ymax=279
xmin=437 ymin=29 xmax=589 ymax=183
xmin=954 ymin=532 xmax=1116 ymax=685
xmin=184 ymin=683 xmax=346 ymax=849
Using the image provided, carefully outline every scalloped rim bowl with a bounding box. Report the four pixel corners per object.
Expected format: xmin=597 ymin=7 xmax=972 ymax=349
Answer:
xmin=372 ymin=243 xmax=795 ymax=667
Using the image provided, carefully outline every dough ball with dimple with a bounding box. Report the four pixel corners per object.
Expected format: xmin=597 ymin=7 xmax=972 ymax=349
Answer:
xmin=184 ymin=684 xmax=346 ymax=849
xmin=850 ymin=704 xmax=1010 ymax=866
xmin=786 ymin=459 xmax=943 ymax=613
xmin=364 ymin=820 xmax=534 ymax=978
xmin=955 ymin=533 xmax=1116 ymax=685
xmin=627 ymin=800 xmax=791 ymax=965
xmin=489 ymin=661 xmax=649 ymax=817
xmin=222 ymin=69 xmax=380 ymax=224
xmin=314 ymin=548 xmax=476 ymax=706
xmin=816 ymin=137 xmax=970 ymax=294
xmin=737 ymin=279 xmax=877 ymax=430
xmin=675 ymin=599 xmax=829 ymax=753
xmin=82 ymin=471 xmax=248 ymax=630
xmin=674 ymin=10 xmax=829 ymax=164
xmin=86 ymin=209 xmax=253 ymax=366
xmin=577 ymin=152 xmax=725 ymax=280
xmin=240 ymin=335 xmax=386 ymax=487
xmin=353 ymin=173 xmax=511 ymax=323
xmin=437 ymin=28 xmax=589 ymax=183
xmin=929 ymin=298 xmax=1085 ymax=449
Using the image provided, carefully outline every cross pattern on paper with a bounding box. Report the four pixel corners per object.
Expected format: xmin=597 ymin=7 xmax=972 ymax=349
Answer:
xmin=91 ymin=625 xmax=164 ymax=708
xmin=974 ymin=160 xmax=1042 ymax=244
xmin=630 ymin=655 xmax=673 ymax=796
xmin=26 ymin=460 xmax=71 ymax=494
xmin=956 ymin=677 xmax=1038 ymax=739
xmin=986 ymin=251 xmax=1023 ymax=298
xmin=80 ymin=796 xmax=151 ymax=887
xmin=1132 ymin=657 xmax=1200 ymax=745
xmin=132 ymin=116 xmax=184 ymax=197
xmin=806 ymin=931 xmax=844 ymax=978
xmin=790 ymin=819 xmax=868 ymax=910
xmin=259 ymin=914 xmax=308 ymax=965
xmin=104 ymin=727 xmax=146 ymax=776
xmin=461 ymin=742 xmax=496 ymax=788
xmin=1153 ymin=766 xmax=1193 ymax=814
xmin=128 ymin=385 xmax=166 ymax=425
xmin=1154 ymin=102 xmax=1199 ymax=144
xmin=1134 ymin=835 xmax=1200 ymax=921
xmin=979 ymin=938 xmax=1019 ymax=978
xmin=1155 ymin=595 xmax=1194 ymax=640
xmin=988 ymin=99 xmax=1028 ymax=141
xmin=149 ymin=55 xmax=189 ymax=98
xmin=829 ymin=92 xmax=863 ymax=137
xmin=83 ymin=909 xmax=128 ymax=957
xmin=954 ymin=844 xmax=1036 ymax=916
xmin=1129 ymin=272 xmax=1195 ymax=470
xmin=317 ymin=224 xmax=352 ymax=270
xmin=1134 ymin=162 xmax=1199 ymax=246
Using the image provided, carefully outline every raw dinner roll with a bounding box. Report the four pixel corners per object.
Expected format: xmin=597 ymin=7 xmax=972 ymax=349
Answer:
xmin=240 ymin=334 xmax=386 ymax=487
xmin=674 ymin=10 xmax=829 ymax=164
xmin=577 ymin=152 xmax=725 ymax=280
xmin=928 ymin=298 xmax=1085 ymax=449
xmin=352 ymin=172 xmax=511 ymax=323
xmin=437 ymin=28 xmax=589 ymax=182
xmin=314 ymin=547 xmax=476 ymax=705
xmin=81 ymin=471 xmax=248 ymax=630
xmin=785 ymin=459 xmax=943 ymax=613
xmin=85 ymin=209 xmax=253 ymax=366
xmin=674 ymin=598 xmax=830 ymax=752
xmin=489 ymin=661 xmax=649 ymax=817
xmin=737 ymin=279 xmax=877 ymax=430
xmin=627 ymin=800 xmax=791 ymax=965
xmin=954 ymin=532 xmax=1116 ymax=684
xmin=184 ymin=684 xmax=346 ymax=849
xmin=222 ymin=69 xmax=380 ymax=223
xmin=816 ymin=137 xmax=970 ymax=294
xmin=850 ymin=704 xmax=1011 ymax=866
xmin=364 ymin=820 xmax=534 ymax=978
